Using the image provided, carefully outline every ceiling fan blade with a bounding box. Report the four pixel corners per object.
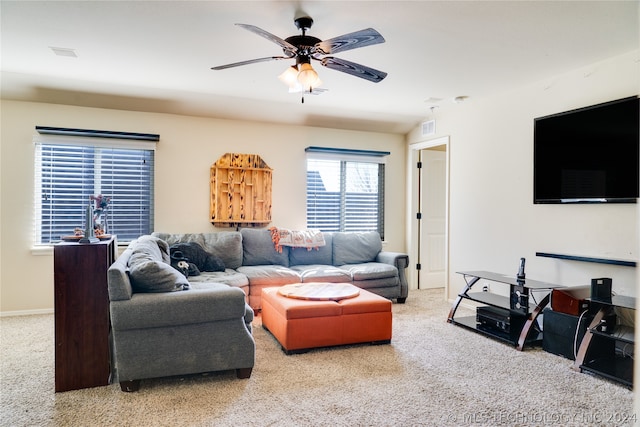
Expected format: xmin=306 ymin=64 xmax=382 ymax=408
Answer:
xmin=211 ymin=56 xmax=288 ymax=70
xmin=314 ymin=28 xmax=385 ymax=55
xmin=236 ymin=23 xmax=298 ymax=56
xmin=320 ymin=57 xmax=387 ymax=83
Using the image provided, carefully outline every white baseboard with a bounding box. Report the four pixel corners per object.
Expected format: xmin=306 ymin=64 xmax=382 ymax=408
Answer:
xmin=1 ymin=308 xmax=54 ymax=317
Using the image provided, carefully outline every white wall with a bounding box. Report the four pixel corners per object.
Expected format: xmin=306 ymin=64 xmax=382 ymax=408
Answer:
xmin=408 ymin=50 xmax=639 ymax=300
xmin=0 ymin=101 xmax=406 ymax=313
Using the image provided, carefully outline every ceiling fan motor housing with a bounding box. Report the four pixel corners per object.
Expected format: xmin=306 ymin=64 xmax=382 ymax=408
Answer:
xmin=294 ymin=16 xmax=314 ymax=32
xmin=284 ymin=35 xmax=321 ymax=56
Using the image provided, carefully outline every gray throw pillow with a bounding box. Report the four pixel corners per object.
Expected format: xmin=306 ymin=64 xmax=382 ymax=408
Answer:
xmin=128 ymin=236 xmax=188 ymax=292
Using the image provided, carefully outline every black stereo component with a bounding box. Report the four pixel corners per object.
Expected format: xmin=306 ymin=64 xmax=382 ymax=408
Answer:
xmin=591 ymin=277 xmax=612 ymax=302
xmin=477 ymin=306 xmax=526 ymax=336
xmin=510 ymin=283 xmax=529 ymax=315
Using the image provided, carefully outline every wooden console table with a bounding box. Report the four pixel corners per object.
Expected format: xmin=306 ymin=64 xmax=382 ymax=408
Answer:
xmin=54 ymin=237 xmax=116 ymax=392
xmin=448 ymin=271 xmax=565 ymax=351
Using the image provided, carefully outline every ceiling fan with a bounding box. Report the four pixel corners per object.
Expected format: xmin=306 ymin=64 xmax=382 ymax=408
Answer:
xmin=211 ymin=15 xmax=387 ymax=99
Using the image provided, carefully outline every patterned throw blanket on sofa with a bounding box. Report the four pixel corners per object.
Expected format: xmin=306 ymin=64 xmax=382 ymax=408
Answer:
xmin=269 ymin=227 xmax=326 ymax=253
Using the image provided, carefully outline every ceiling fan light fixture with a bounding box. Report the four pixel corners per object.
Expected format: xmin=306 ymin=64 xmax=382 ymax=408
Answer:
xmin=297 ymin=62 xmax=321 ymax=91
xmin=278 ymin=65 xmax=299 ymax=87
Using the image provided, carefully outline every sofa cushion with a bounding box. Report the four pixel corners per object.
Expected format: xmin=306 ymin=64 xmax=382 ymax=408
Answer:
xmin=236 ymin=265 xmax=300 ymax=286
xmin=169 ymin=242 xmax=225 ymax=272
xmin=241 ymin=228 xmax=289 ymax=267
xmin=128 ymin=236 xmax=189 ymax=293
xmin=152 ymin=232 xmax=205 ymax=248
xmin=352 ymin=277 xmax=400 ymax=292
xmin=332 ymin=231 xmax=382 ymax=266
xmin=288 ymin=233 xmax=333 ymax=266
xmin=187 ymin=269 xmax=249 ymax=288
xmin=290 ymin=264 xmax=352 ymax=283
xmin=152 ymin=232 xmax=243 ymax=270
xmin=340 ymin=262 xmax=398 ymax=281
xmin=202 ymin=232 xmax=243 ymax=269
xmin=110 ymin=283 xmax=248 ymax=330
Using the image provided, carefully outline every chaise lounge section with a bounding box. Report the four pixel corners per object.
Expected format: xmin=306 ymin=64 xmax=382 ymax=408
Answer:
xmin=107 ymin=236 xmax=256 ymax=391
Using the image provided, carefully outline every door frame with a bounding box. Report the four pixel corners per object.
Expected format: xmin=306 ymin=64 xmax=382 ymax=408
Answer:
xmin=407 ymin=136 xmax=450 ymax=293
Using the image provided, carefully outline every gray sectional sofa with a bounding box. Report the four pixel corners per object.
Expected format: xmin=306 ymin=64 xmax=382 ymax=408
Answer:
xmin=106 ymin=228 xmax=408 ymax=390
xmin=152 ymin=228 xmax=409 ymax=310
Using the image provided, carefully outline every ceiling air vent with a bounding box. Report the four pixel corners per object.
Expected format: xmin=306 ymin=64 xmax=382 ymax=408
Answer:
xmin=421 ymin=120 xmax=436 ymax=137
xmin=50 ymin=46 xmax=77 ymax=57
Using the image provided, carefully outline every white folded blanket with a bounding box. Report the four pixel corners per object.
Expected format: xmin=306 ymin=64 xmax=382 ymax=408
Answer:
xmin=269 ymin=227 xmax=325 ymax=252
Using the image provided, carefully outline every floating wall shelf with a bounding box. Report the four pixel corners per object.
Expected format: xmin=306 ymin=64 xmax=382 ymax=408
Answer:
xmin=536 ymin=252 xmax=636 ymax=268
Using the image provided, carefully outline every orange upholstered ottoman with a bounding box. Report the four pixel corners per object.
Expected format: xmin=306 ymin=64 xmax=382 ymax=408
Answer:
xmin=261 ymin=284 xmax=392 ymax=354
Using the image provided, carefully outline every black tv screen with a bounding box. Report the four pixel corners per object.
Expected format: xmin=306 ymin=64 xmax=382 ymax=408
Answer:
xmin=534 ymin=96 xmax=639 ymax=204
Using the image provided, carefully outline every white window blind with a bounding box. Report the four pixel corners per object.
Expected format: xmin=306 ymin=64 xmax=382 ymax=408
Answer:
xmin=305 ymin=147 xmax=387 ymax=239
xmin=34 ymin=128 xmax=156 ymax=245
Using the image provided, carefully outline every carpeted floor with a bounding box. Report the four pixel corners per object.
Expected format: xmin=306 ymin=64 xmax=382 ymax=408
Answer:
xmin=0 ymin=289 xmax=634 ymax=426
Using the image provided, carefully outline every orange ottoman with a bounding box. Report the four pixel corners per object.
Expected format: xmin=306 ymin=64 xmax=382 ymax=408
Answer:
xmin=261 ymin=284 xmax=392 ymax=354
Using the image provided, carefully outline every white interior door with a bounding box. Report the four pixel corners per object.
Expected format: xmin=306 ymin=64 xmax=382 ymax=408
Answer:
xmin=419 ymin=148 xmax=446 ymax=288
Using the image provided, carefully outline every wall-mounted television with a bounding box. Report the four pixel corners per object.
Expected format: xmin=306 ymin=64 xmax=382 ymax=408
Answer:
xmin=534 ymin=96 xmax=639 ymax=204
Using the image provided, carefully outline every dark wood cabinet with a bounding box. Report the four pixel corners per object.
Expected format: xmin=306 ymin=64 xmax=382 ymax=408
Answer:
xmin=54 ymin=238 xmax=116 ymax=392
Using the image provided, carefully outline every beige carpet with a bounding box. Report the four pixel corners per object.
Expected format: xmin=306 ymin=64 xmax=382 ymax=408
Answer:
xmin=1 ymin=289 xmax=634 ymax=426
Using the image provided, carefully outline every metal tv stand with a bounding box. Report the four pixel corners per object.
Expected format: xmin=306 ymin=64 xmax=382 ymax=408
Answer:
xmin=448 ymin=271 xmax=565 ymax=351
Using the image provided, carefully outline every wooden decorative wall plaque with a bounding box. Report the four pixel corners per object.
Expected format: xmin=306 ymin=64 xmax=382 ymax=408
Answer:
xmin=210 ymin=153 xmax=272 ymax=227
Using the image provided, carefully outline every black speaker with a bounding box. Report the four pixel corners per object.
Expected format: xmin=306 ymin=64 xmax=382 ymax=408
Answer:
xmin=591 ymin=277 xmax=612 ymax=302
xmin=543 ymin=309 xmax=591 ymax=360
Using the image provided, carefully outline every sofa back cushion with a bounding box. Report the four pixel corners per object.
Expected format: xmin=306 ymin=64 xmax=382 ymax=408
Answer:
xmin=241 ymin=228 xmax=289 ymax=267
xmin=128 ymin=235 xmax=188 ymax=293
xmin=152 ymin=232 xmax=243 ymax=269
xmin=289 ymin=232 xmax=333 ymax=266
xmin=332 ymin=231 xmax=383 ymax=266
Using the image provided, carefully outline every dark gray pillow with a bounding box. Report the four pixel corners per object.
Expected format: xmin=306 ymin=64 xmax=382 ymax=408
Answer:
xmin=152 ymin=232 xmax=243 ymax=270
xmin=332 ymin=231 xmax=382 ymax=266
xmin=128 ymin=236 xmax=188 ymax=292
xmin=169 ymin=242 xmax=225 ymax=272
xmin=240 ymin=228 xmax=289 ymax=267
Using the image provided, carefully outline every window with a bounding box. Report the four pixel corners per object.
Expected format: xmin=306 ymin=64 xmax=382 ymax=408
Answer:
xmin=34 ymin=129 xmax=156 ymax=245
xmin=305 ymin=147 xmax=388 ymax=239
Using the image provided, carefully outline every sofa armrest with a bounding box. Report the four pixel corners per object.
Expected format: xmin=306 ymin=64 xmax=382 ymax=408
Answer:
xmin=110 ymin=284 xmax=249 ymax=331
xmin=107 ymin=246 xmax=135 ymax=302
xmin=376 ymin=251 xmax=409 ymax=269
xmin=376 ymin=251 xmax=409 ymax=300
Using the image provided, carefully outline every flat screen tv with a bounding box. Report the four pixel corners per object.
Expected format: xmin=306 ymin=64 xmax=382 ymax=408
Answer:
xmin=534 ymin=96 xmax=639 ymax=204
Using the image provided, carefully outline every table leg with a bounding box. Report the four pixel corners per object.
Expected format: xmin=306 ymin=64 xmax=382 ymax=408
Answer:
xmin=447 ymin=275 xmax=480 ymax=322
xmin=572 ymin=308 xmax=606 ymax=371
xmin=516 ymin=292 xmax=550 ymax=351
